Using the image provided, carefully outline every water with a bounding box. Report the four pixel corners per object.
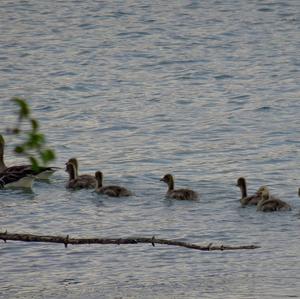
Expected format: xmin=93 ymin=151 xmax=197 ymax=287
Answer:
xmin=0 ymin=0 xmax=300 ymax=298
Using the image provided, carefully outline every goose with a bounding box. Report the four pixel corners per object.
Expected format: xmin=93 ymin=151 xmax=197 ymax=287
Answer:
xmin=236 ymin=177 xmax=261 ymax=206
xmin=65 ymin=162 xmax=95 ymax=189
xmin=0 ymin=134 xmax=58 ymax=179
xmin=0 ymin=170 xmax=34 ymax=189
xmin=66 ymin=157 xmax=96 ymax=188
xmin=95 ymin=171 xmax=132 ymax=197
xmin=256 ymin=186 xmax=291 ymax=212
xmin=160 ymin=173 xmax=198 ymax=200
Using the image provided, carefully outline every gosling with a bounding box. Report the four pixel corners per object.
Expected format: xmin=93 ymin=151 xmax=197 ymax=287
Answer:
xmin=256 ymin=186 xmax=291 ymax=212
xmin=95 ymin=171 xmax=132 ymax=197
xmin=160 ymin=173 xmax=198 ymax=200
xmin=65 ymin=162 xmax=95 ymax=189
xmin=236 ymin=177 xmax=261 ymax=206
xmin=66 ymin=158 xmax=96 ymax=188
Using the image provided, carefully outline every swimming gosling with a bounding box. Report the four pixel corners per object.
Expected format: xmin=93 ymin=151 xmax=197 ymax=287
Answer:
xmin=236 ymin=177 xmax=261 ymax=206
xmin=65 ymin=163 xmax=95 ymax=189
xmin=256 ymin=186 xmax=291 ymax=212
xmin=160 ymin=173 xmax=198 ymax=200
xmin=95 ymin=171 xmax=132 ymax=197
xmin=66 ymin=158 xmax=96 ymax=188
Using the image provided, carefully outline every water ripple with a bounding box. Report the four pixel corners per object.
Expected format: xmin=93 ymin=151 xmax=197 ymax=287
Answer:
xmin=0 ymin=0 xmax=300 ymax=298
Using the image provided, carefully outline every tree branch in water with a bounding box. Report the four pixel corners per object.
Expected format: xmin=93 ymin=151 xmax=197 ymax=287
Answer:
xmin=0 ymin=231 xmax=259 ymax=251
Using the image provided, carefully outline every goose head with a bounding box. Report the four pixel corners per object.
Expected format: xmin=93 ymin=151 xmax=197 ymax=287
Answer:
xmin=66 ymin=158 xmax=79 ymax=177
xmin=160 ymin=173 xmax=172 ymax=183
xmin=160 ymin=173 xmax=174 ymax=190
xmin=236 ymin=177 xmax=246 ymax=188
xmin=66 ymin=157 xmax=78 ymax=168
xmin=236 ymin=177 xmax=247 ymax=197
xmin=257 ymin=186 xmax=269 ymax=201
xmin=65 ymin=162 xmax=76 ymax=180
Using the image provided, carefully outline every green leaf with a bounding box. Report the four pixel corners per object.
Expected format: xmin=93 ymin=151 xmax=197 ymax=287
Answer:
xmin=40 ymin=149 xmax=56 ymax=164
xmin=11 ymin=97 xmax=30 ymax=119
xmin=12 ymin=128 xmax=20 ymax=134
xmin=26 ymin=132 xmax=45 ymax=148
xmin=29 ymin=156 xmax=40 ymax=172
xmin=30 ymin=119 xmax=39 ymax=132
xmin=14 ymin=146 xmax=24 ymax=154
xmin=8 ymin=98 xmax=56 ymax=170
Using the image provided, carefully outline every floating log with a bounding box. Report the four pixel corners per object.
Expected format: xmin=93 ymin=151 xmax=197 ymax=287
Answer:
xmin=0 ymin=231 xmax=259 ymax=251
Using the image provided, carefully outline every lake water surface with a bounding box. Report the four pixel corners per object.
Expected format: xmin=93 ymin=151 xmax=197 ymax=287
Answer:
xmin=1 ymin=1 xmax=300 ymax=298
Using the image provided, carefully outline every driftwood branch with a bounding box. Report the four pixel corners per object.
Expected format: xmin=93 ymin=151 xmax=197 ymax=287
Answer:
xmin=0 ymin=231 xmax=259 ymax=251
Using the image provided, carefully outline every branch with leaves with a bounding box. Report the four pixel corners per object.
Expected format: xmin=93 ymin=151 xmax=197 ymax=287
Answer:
xmin=0 ymin=231 xmax=260 ymax=251
xmin=6 ymin=97 xmax=55 ymax=171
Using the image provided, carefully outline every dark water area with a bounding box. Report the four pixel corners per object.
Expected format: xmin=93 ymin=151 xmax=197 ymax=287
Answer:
xmin=0 ymin=1 xmax=300 ymax=298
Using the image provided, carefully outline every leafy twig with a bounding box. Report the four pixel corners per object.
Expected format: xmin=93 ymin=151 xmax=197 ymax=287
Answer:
xmin=6 ymin=97 xmax=55 ymax=170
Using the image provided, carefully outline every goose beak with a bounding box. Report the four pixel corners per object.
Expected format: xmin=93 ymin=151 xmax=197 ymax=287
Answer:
xmin=160 ymin=178 xmax=164 ymax=182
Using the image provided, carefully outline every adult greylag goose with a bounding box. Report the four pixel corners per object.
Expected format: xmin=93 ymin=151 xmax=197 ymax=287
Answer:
xmin=66 ymin=157 xmax=96 ymax=188
xmin=256 ymin=186 xmax=291 ymax=212
xmin=236 ymin=177 xmax=261 ymax=206
xmin=95 ymin=171 xmax=132 ymax=197
xmin=0 ymin=171 xmax=34 ymax=189
xmin=160 ymin=173 xmax=198 ymax=200
xmin=0 ymin=134 xmax=58 ymax=179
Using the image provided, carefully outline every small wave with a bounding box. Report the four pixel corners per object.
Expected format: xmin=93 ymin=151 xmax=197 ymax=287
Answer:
xmin=176 ymin=99 xmax=193 ymax=105
xmin=117 ymin=31 xmax=151 ymax=38
xmin=256 ymin=106 xmax=271 ymax=111
xmin=78 ymin=23 xmax=98 ymax=29
xmin=56 ymin=86 xmax=73 ymax=91
xmin=257 ymin=7 xmax=273 ymax=12
xmin=231 ymin=95 xmax=250 ymax=100
xmin=214 ymin=74 xmax=233 ymax=80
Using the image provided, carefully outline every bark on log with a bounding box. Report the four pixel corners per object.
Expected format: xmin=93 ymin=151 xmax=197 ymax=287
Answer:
xmin=0 ymin=231 xmax=259 ymax=251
